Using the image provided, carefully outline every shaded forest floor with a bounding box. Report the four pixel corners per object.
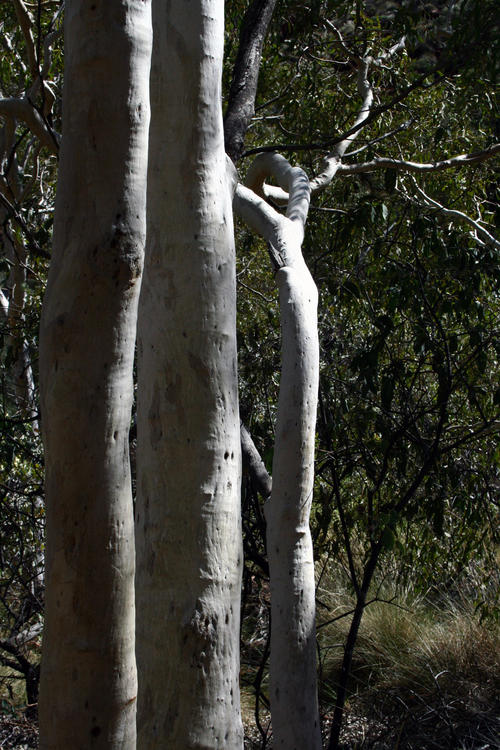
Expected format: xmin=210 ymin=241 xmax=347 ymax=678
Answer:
xmin=2 ymin=578 xmax=499 ymax=749
xmin=242 ymin=689 xmax=500 ymax=749
xmin=240 ymin=568 xmax=500 ymax=749
xmin=1 ymin=692 xmax=499 ymax=750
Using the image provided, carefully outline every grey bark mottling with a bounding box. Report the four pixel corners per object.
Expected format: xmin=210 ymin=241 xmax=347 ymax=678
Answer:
xmin=38 ymin=1 xmax=151 ymax=747
xmin=136 ymin=2 xmax=243 ymax=747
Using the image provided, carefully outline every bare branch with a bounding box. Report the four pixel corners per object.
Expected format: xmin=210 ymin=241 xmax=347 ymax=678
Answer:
xmin=408 ymin=177 xmax=500 ymax=250
xmin=12 ymin=0 xmax=37 ymax=77
xmin=344 ymin=119 xmax=413 ymax=157
xmin=40 ymin=15 xmax=63 ymax=79
xmin=0 ymin=96 xmax=59 ymax=153
xmin=310 ymin=36 xmax=407 ymax=192
xmin=0 ymin=288 xmax=9 ymax=321
xmin=309 ymin=58 xmax=374 ymax=191
xmin=242 ymin=75 xmax=430 ymax=160
xmin=337 ymin=143 xmax=500 ymax=175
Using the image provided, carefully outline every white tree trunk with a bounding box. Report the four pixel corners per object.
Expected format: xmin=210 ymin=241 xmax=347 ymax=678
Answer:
xmin=266 ymin=260 xmax=321 ymax=749
xmin=235 ymin=154 xmax=321 ymax=749
xmin=38 ymin=1 xmax=151 ymax=747
xmin=135 ymin=1 xmax=243 ymax=747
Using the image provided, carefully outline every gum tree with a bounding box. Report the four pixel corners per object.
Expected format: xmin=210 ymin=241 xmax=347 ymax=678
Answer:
xmin=135 ymin=1 xmax=244 ymax=746
xmin=38 ymin=1 xmax=151 ymax=746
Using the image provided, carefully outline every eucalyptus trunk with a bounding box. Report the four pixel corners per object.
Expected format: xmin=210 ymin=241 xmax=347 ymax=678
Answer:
xmin=266 ymin=256 xmax=321 ymax=749
xmin=135 ymin=1 xmax=243 ymax=747
xmin=235 ymin=154 xmax=322 ymax=749
xmin=38 ymin=1 xmax=151 ymax=746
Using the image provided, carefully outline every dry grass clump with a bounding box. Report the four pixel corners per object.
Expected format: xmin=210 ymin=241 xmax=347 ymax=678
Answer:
xmin=318 ymin=569 xmax=500 ymax=749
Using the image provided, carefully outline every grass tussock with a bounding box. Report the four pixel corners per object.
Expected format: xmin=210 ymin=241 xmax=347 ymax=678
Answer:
xmin=317 ymin=568 xmax=500 ymax=749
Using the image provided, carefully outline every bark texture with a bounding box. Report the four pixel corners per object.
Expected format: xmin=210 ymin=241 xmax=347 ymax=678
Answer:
xmin=136 ymin=1 xmax=243 ymax=747
xmin=235 ymin=154 xmax=321 ymax=749
xmin=224 ymin=0 xmax=278 ymax=162
xmin=266 ymin=260 xmax=321 ymax=749
xmin=38 ymin=1 xmax=151 ymax=747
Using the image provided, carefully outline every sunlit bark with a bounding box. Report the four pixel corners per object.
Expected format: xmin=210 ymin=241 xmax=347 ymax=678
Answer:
xmin=135 ymin=2 xmax=243 ymax=747
xmin=38 ymin=1 xmax=151 ymax=746
xmin=236 ymin=154 xmax=321 ymax=749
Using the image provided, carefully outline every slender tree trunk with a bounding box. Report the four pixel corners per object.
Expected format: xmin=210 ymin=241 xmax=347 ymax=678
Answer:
xmin=266 ymin=257 xmax=322 ymax=750
xmin=135 ymin=1 xmax=243 ymax=747
xmin=328 ymin=547 xmax=381 ymax=750
xmin=38 ymin=2 xmax=151 ymax=747
xmin=235 ymin=156 xmax=322 ymax=748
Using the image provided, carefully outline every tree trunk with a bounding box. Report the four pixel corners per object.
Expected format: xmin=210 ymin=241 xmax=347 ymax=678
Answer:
xmin=38 ymin=1 xmax=151 ymax=747
xmin=266 ymin=258 xmax=321 ymax=750
xmin=0 ymin=209 xmax=38 ymax=425
xmin=235 ymin=155 xmax=321 ymax=748
xmin=135 ymin=1 xmax=243 ymax=747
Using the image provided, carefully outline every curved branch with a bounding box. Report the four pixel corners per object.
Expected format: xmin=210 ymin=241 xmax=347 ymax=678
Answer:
xmin=310 ymin=58 xmax=374 ymax=191
xmin=245 ymin=152 xmax=310 ymax=227
xmin=234 ymin=182 xmax=282 ymax=243
xmin=0 ymin=96 xmax=59 ymax=153
xmin=410 ymin=178 xmax=500 ymax=250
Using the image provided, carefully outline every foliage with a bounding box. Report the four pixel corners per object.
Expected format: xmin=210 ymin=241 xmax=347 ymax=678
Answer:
xmin=0 ymin=0 xmax=62 ymax=716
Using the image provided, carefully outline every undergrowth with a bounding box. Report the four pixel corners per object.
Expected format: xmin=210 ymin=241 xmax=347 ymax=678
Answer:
xmin=316 ymin=561 xmax=500 ymax=749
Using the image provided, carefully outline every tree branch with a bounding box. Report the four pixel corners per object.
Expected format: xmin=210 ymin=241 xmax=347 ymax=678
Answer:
xmin=408 ymin=177 xmax=500 ymax=250
xmin=242 ymin=75 xmax=429 ymax=160
xmin=337 ymin=143 xmax=500 ymax=175
xmin=245 ymin=152 xmax=310 ymax=227
xmin=241 ymin=422 xmax=272 ymax=499
xmin=0 ymin=96 xmax=59 ymax=153
xmin=224 ymin=0 xmax=278 ymax=162
xmin=12 ymin=0 xmax=37 ymax=77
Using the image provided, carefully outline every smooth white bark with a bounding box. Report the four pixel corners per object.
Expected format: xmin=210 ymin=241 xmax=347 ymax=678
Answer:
xmin=136 ymin=2 xmax=243 ymax=747
xmin=38 ymin=1 xmax=151 ymax=747
xmin=409 ymin=178 xmax=500 ymax=249
xmin=336 ymin=143 xmax=500 ymax=175
xmin=236 ymin=155 xmax=322 ymax=748
xmin=267 ymin=259 xmax=321 ymax=750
